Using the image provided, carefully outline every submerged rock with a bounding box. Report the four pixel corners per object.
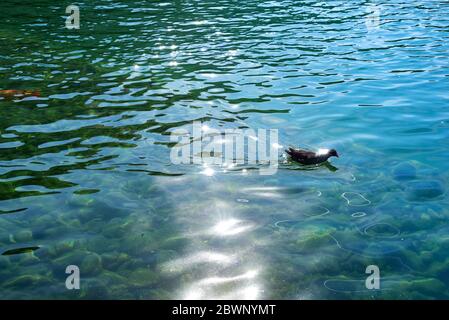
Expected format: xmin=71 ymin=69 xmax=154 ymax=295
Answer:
xmin=364 ymin=223 xmax=400 ymax=238
xmin=14 ymin=230 xmax=33 ymax=242
xmin=52 ymin=249 xmax=87 ymax=274
xmin=4 ymin=274 xmax=52 ymax=288
xmin=19 ymin=253 xmax=40 ymax=266
xmin=396 ymin=278 xmax=447 ymax=298
xmin=43 ymin=226 xmax=70 ymax=238
xmin=160 ymin=236 xmax=188 ymax=251
xmin=0 ymin=255 xmax=10 ymax=268
xmin=81 ymin=253 xmax=103 ymax=276
xmin=83 ymin=280 xmax=109 ymax=299
xmin=101 ymin=252 xmax=129 ymax=270
xmin=294 ymin=225 xmax=336 ymax=252
xmin=103 ymin=218 xmax=131 ymax=239
xmin=128 ymin=268 xmax=158 ymax=286
xmin=405 ymin=180 xmax=444 ymax=201
xmin=393 ymin=162 xmax=417 ymax=181
xmin=303 ymin=205 xmax=330 ymax=217
xmin=50 ymin=241 xmax=76 ymax=257
xmin=156 ymin=250 xmax=177 ymax=265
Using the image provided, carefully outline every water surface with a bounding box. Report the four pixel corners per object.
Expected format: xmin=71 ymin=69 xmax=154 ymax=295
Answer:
xmin=1 ymin=0 xmax=449 ymax=299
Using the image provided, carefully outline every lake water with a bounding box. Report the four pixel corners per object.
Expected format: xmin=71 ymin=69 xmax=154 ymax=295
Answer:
xmin=1 ymin=0 xmax=449 ymax=299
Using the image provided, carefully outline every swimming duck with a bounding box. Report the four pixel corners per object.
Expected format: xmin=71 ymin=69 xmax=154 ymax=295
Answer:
xmin=286 ymin=147 xmax=339 ymax=165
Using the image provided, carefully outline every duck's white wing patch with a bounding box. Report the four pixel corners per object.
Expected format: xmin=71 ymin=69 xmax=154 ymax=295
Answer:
xmin=317 ymin=148 xmax=330 ymax=155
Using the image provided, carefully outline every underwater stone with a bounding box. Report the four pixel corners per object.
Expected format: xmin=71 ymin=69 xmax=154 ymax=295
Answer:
xmin=101 ymin=252 xmax=129 ymax=270
xmin=303 ymin=205 xmax=330 ymax=217
xmin=52 ymin=250 xmax=87 ymax=272
xmin=122 ymin=233 xmax=156 ymax=255
xmin=397 ymin=278 xmax=446 ymax=298
xmin=393 ymin=162 xmax=417 ymax=181
xmin=60 ymin=218 xmax=81 ymax=229
xmin=106 ymin=283 xmax=135 ymax=299
xmin=81 ymin=253 xmax=103 ymax=276
xmin=101 ymin=270 xmax=129 ymax=284
xmin=83 ymin=218 xmax=104 ymax=231
xmin=405 ymin=180 xmax=444 ymax=201
xmin=44 ymin=226 xmax=69 ymax=238
xmin=34 ymin=214 xmax=57 ymax=229
xmin=128 ymin=268 xmax=158 ymax=286
xmin=14 ymin=230 xmax=33 ymax=242
xmin=49 ymin=241 xmax=76 ymax=257
xmin=0 ymin=227 xmax=10 ymax=244
xmin=399 ymin=249 xmax=428 ymax=270
xmin=86 ymin=236 xmax=116 ymax=253
xmin=0 ymin=255 xmax=11 ymax=268
xmin=35 ymin=246 xmax=52 ymax=259
xmin=83 ymin=280 xmax=109 ymax=299
xmin=294 ymin=225 xmax=336 ymax=252
xmin=140 ymin=289 xmax=171 ymax=300
xmin=118 ymin=259 xmax=145 ymax=273
xmin=428 ymin=258 xmax=449 ymax=280
xmin=147 ymin=184 xmax=166 ymax=194
xmin=77 ymin=208 xmax=97 ymax=224
xmin=19 ymin=253 xmax=40 ymax=266
xmin=103 ymin=218 xmax=131 ymax=239
xmin=160 ymin=236 xmax=189 ymax=251
xmin=67 ymin=195 xmax=95 ymax=208
xmin=364 ymin=223 xmax=400 ymax=238
xmin=4 ymin=274 xmax=52 ymax=288
xmin=156 ymin=250 xmax=178 ymax=265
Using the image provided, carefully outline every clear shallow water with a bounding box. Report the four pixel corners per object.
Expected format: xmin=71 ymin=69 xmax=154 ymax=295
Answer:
xmin=1 ymin=0 xmax=449 ymax=299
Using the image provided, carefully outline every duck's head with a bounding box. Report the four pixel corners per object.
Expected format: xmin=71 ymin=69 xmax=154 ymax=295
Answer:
xmin=329 ymin=149 xmax=339 ymax=158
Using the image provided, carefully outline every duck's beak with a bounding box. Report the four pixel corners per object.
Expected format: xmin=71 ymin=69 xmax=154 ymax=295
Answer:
xmin=336 ymin=153 xmax=339 ymax=158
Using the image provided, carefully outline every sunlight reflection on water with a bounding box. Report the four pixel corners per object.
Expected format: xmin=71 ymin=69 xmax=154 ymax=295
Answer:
xmin=1 ymin=0 xmax=449 ymax=299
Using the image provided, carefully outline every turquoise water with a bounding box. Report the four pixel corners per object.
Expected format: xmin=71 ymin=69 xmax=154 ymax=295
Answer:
xmin=1 ymin=0 xmax=449 ymax=299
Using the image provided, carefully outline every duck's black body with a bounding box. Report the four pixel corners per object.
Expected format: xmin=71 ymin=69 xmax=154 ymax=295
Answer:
xmin=286 ymin=147 xmax=339 ymax=165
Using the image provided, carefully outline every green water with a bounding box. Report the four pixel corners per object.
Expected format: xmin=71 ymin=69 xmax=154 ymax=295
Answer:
xmin=1 ymin=0 xmax=449 ymax=299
